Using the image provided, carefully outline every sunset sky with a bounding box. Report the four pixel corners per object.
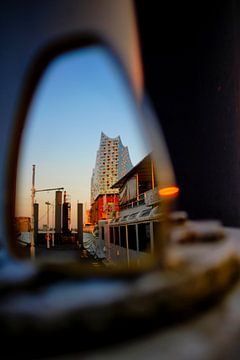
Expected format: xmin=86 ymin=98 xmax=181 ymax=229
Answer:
xmin=15 ymin=46 xmax=150 ymax=228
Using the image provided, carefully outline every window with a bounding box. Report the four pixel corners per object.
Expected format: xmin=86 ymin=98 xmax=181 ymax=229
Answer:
xmin=138 ymin=223 xmax=151 ymax=252
xmin=128 ymin=225 xmax=137 ymax=250
xmin=120 ymin=226 xmax=126 ymax=248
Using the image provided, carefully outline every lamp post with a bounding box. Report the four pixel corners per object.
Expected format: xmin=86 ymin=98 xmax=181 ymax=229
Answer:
xmin=45 ymin=201 xmax=50 ymax=249
xmin=51 ymin=203 xmax=55 ymax=247
xmin=31 ymin=164 xmax=36 ymax=258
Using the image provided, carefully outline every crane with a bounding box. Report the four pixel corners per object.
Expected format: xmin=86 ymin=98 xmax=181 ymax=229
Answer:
xmin=31 ymin=164 xmax=64 ymax=257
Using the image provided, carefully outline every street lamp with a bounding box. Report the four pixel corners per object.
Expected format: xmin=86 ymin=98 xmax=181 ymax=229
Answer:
xmin=31 ymin=164 xmax=36 ymax=258
xmin=45 ymin=201 xmax=51 ymax=249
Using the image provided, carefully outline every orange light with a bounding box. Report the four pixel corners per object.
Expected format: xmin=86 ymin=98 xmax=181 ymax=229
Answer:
xmin=159 ymin=186 xmax=180 ymax=197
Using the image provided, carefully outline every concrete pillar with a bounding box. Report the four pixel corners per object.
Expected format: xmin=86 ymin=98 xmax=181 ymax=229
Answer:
xmin=33 ymin=203 xmax=39 ymax=245
xmin=55 ymin=191 xmax=62 ymax=243
xmin=77 ymin=203 xmax=83 ymax=247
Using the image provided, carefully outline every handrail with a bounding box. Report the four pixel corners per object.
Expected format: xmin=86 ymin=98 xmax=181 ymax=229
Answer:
xmin=119 ymin=191 xmax=146 ymax=210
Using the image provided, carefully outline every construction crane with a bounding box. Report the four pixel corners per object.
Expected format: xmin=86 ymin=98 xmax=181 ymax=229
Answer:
xmin=31 ymin=164 xmax=64 ymax=258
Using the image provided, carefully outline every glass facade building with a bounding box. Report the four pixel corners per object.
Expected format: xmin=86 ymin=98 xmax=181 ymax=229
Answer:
xmin=91 ymin=132 xmax=133 ymax=204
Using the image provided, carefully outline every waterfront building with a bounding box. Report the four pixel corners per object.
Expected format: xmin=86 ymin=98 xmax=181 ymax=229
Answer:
xmin=14 ymin=216 xmax=32 ymax=249
xmin=84 ymin=208 xmax=91 ymax=226
xmin=96 ymin=153 xmax=162 ymax=264
xmin=14 ymin=216 xmax=31 ymax=233
xmin=90 ymin=132 xmax=133 ymax=223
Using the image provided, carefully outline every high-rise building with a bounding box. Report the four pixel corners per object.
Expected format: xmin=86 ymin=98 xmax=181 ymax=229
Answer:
xmin=90 ymin=132 xmax=133 ymax=222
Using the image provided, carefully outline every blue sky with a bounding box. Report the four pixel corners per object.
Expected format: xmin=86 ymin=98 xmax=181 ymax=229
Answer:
xmin=15 ymin=46 xmax=150 ymax=227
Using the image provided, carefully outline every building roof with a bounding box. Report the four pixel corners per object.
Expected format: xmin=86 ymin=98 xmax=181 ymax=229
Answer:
xmin=111 ymin=153 xmax=153 ymax=189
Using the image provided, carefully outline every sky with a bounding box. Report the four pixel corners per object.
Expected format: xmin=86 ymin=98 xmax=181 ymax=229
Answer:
xmin=15 ymin=46 xmax=150 ymax=228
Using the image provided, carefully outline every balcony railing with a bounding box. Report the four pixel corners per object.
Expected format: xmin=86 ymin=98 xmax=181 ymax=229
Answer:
xmin=119 ymin=192 xmax=145 ymax=210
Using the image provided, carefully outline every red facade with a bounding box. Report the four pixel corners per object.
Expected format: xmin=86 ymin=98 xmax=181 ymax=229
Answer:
xmin=90 ymin=194 xmax=119 ymax=224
